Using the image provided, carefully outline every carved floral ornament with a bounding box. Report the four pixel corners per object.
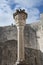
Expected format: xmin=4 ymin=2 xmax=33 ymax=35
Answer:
xmin=13 ymin=9 xmax=27 ymax=20
xmin=13 ymin=9 xmax=27 ymax=26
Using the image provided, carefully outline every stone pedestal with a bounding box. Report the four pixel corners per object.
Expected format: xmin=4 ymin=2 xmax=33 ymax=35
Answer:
xmin=13 ymin=9 xmax=27 ymax=65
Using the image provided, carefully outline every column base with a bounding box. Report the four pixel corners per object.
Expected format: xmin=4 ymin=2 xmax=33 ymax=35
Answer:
xmin=15 ymin=60 xmax=29 ymax=65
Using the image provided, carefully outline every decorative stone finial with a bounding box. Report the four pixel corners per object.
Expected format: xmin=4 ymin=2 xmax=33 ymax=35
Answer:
xmin=13 ymin=9 xmax=27 ymax=19
xmin=13 ymin=9 xmax=28 ymax=26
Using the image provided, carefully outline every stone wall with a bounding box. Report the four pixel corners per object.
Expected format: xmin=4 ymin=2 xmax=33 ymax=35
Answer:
xmin=41 ymin=51 xmax=43 ymax=65
xmin=24 ymin=25 xmax=38 ymax=49
xmin=0 ymin=24 xmax=42 ymax=65
xmin=0 ymin=40 xmax=17 ymax=65
xmin=0 ymin=40 xmax=41 ymax=65
xmin=0 ymin=25 xmax=38 ymax=50
xmin=0 ymin=26 xmax=17 ymax=42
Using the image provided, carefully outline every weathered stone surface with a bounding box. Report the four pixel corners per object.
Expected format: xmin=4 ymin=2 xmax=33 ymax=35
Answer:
xmin=0 ymin=24 xmax=42 ymax=65
xmin=0 ymin=40 xmax=17 ymax=65
xmin=0 ymin=25 xmax=38 ymax=49
xmin=15 ymin=61 xmax=29 ymax=65
xmin=0 ymin=40 xmax=41 ymax=65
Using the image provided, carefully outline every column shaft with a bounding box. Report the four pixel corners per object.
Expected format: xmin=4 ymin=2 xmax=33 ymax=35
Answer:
xmin=17 ymin=26 xmax=24 ymax=62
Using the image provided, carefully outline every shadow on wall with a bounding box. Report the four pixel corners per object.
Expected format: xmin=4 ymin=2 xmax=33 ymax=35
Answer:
xmin=0 ymin=40 xmax=43 ymax=65
xmin=0 ymin=40 xmax=17 ymax=65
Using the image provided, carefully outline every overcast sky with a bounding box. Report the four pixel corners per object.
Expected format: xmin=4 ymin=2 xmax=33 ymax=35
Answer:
xmin=0 ymin=0 xmax=43 ymax=26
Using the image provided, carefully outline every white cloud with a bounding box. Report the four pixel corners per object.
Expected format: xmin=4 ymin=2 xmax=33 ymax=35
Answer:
xmin=14 ymin=0 xmax=43 ymax=8
xmin=14 ymin=6 xmax=40 ymax=23
xmin=14 ymin=0 xmax=41 ymax=23
xmin=0 ymin=0 xmax=43 ymax=26
xmin=0 ymin=11 xmax=14 ymax=26
xmin=0 ymin=0 xmax=14 ymax=26
xmin=26 ymin=8 xmax=40 ymax=23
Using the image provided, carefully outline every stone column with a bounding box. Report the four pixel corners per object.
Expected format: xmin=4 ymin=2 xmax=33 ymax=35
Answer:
xmin=13 ymin=9 xmax=27 ymax=64
xmin=17 ymin=26 xmax=25 ymax=61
